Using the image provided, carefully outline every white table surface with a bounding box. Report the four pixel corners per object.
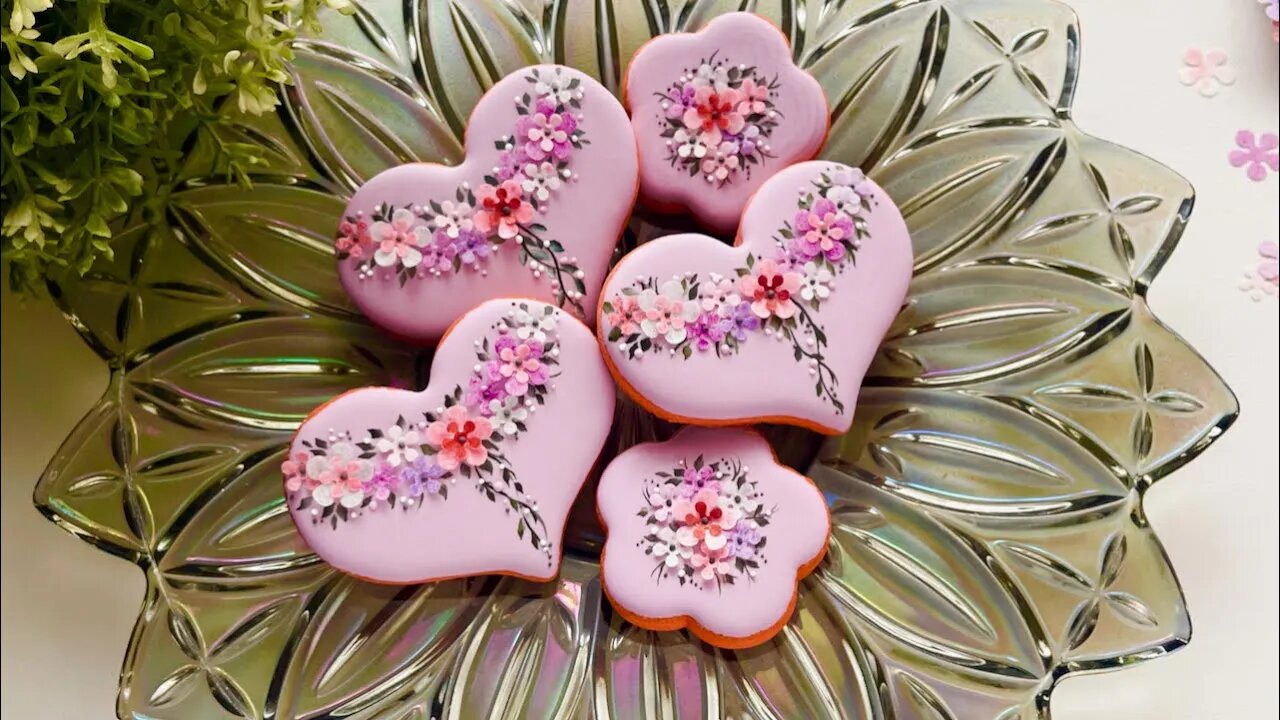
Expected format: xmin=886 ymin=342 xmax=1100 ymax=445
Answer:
xmin=2 ymin=0 xmax=1276 ymax=717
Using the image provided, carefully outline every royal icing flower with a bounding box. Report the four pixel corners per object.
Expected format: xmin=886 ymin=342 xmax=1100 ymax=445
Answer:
xmin=672 ymin=128 xmax=708 ymax=160
xmin=452 ymin=228 xmax=493 ymax=268
xmin=701 ymin=141 xmax=742 ymax=183
xmin=520 ymin=161 xmax=563 ymax=202
xmin=336 ymin=219 xmax=372 ymax=257
xmin=799 ymin=262 xmax=833 ymax=302
xmin=1178 ymin=48 xmax=1236 ymax=97
xmin=513 ymin=305 xmax=559 ymax=343
xmin=421 ymin=232 xmax=459 ymax=275
xmin=372 ymin=208 xmax=429 ymax=268
xmin=375 ymin=422 xmax=421 ymax=467
xmin=649 ymin=526 xmax=684 ymax=567
xmin=793 ymin=198 xmax=854 ymax=261
xmin=425 ymin=405 xmax=494 ymax=470
xmin=683 ymin=86 xmax=745 ymax=146
xmin=522 ymin=106 xmax=577 ymax=161
xmin=431 ymin=200 xmax=474 ymax=238
xmin=1230 ymin=130 xmax=1279 ymax=182
xmin=534 ymin=73 xmax=575 ymax=105
xmin=638 ymin=280 xmax=701 ymax=344
xmin=691 ymin=62 xmax=731 ymax=91
xmin=736 ymin=77 xmax=770 ymax=115
xmin=487 ymin=395 xmax=529 ymax=436
xmin=311 ymin=454 xmax=373 ymax=508
xmin=687 ymin=312 xmax=728 ymax=352
xmin=282 ymin=451 xmax=312 ymax=492
xmin=604 ymin=293 xmax=641 ymax=335
xmin=496 ymin=337 xmax=548 ymax=396
xmin=698 ymin=276 xmax=741 ymax=313
xmin=740 ymin=259 xmax=802 ymax=319
xmin=674 ymin=490 xmax=739 ymax=552
xmin=474 ymin=180 xmax=535 ymax=239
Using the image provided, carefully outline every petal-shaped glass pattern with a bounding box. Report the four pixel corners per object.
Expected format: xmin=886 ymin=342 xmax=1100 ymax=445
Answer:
xmin=35 ymin=1 xmax=1237 ymax=718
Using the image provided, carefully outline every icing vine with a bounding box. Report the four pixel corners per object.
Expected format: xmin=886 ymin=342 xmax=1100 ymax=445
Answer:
xmin=602 ymin=166 xmax=876 ymax=413
xmin=283 ymin=302 xmax=563 ymax=562
xmin=636 ymin=454 xmax=773 ymax=589
xmin=334 ymin=68 xmax=590 ymax=314
xmin=655 ymin=52 xmax=781 ymax=186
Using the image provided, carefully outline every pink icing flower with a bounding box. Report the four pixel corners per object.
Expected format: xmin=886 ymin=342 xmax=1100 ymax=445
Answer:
xmin=699 ymin=277 xmax=741 ymax=313
xmin=372 ymin=208 xmax=428 ymax=268
xmin=690 ymin=549 xmax=732 ymax=583
xmin=312 ymin=455 xmax=373 ymax=508
xmin=521 ymin=108 xmax=576 ymax=162
xmin=495 ymin=337 xmax=548 ymax=396
xmin=793 ymin=198 xmax=854 ymax=261
xmin=282 ymin=451 xmax=312 ymax=493
xmin=682 ymin=86 xmax=745 ymax=146
xmin=1178 ymin=48 xmax=1235 ymax=97
xmin=740 ymin=259 xmax=802 ymax=320
xmin=674 ymin=490 xmax=739 ymax=552
xmin=701 ymin=141 xmax=741 ymax=182
xmin=425 ymin=405 xmax=494 ymax=471
xmin=473 ymin=180 xmax=535 ymax=239
xmin=737 ymin=77 xmax=770 ymax=115
xmin=336 ymin=219 xmax=372 ymax=258
xmin=637 ymin=280 xmax=701 ymax=344
xmin=1229 ymin=130 xmax=1279 ymax=181
xmin=605 ymin=293 xmax=641 ymax=335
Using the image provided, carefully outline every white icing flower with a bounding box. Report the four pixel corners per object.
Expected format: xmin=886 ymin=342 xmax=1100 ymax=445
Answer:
xmin=514 ymin=307 xmax=558 ymax=343
xmin=799 ymin=262 xmax=834 ymax=302
xmin=487 ymin=395 xmax=530 ymax=436
xmin=534 ymin=73 xmax=575 ymax=105
xmin=432 ymin=200 xmax=474 ymax=238
xmin=832 ymin=167 xmax=876 ymax=197
xmin=520 ymin=161 xmax=563 ymax=203
xmin=650 ymin=527 xmax=681 ymax=567
xmin=691 ymin=62 xmax=730 ymax=91
xmin=637 ymin=280 xmax=700 ymax=345
xmin=673 ymin=128 xmax=708 ymax=160
xmin=824 ymin=184 xmax=861 ymax=216
xmin=372 ymin=208 xmax=426 ymax=268
xmin=376 ymin=424 xmax=421 ymax=467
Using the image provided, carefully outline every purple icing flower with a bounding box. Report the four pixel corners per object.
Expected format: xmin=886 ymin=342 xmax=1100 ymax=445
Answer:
xmin=452 ymin=228 xmax=493 ymax=267
xmin=687 ymin=311 xmax=729 ymax=351
xmin=727 ymin=524 xmax=761 ymax=559
xmin=421 ymin=231 xmax=459 ymax=274
xmin=364 ymin=466 xmax=399 ymax=501
xmin=466 ymin=360 xmax=508 ymax=412
xmin=666 ymin=84 xmax=698 ymax=119
xmin=792 ymin=198 xmax=855 ymax=262
xmin=725 ymin=302 xmax=761 ymax=342
xmin=401 ymin=456 xmax=446 ymax=498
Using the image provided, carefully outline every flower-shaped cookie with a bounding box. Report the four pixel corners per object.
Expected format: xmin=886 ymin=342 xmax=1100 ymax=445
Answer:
xmin=598 ymin=160 xmax=913 ymax=434
xmin=284 ymin=299 xmax=615 ymax=583
xmin=337 ymin=65 xmax=637 ymax=343
xmin=598 ymin=426 xmax=829 ymax=648
xmin=624 ymin=12 xmax=828 ymax=233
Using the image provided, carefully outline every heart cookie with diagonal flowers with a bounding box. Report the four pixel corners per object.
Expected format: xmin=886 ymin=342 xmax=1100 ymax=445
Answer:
xmin=283 ymin=298 xmax=615 ymax=583
xmin=335 ymin=64 xmax=637 ymax=344
xmin=597 ymin=160 xmax=912 ymax=434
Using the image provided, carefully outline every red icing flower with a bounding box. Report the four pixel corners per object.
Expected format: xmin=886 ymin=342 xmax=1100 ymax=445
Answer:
xmin=474 ymin=180 xmax=535 ymax=240
xmin=425 ymin=405 xmax=494 ymax=471
xmin=682 ymin=86 xmax=745 ymax=146
xmin=739 ymin=258 xmax=802 ymax=320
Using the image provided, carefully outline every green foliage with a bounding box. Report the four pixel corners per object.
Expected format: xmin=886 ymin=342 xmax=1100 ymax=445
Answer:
xmin=1 ymin=0 xmax=352 ymax=293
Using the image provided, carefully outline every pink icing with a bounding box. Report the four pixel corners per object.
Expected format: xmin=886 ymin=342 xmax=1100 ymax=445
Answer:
xmin=597 ymin=426 xmax=829 ymax=645
xmin=598 ymin=161 xmax=913 ymax=434
xmin=338 ymin=65 xmax=637 ymax=343
xmin=625 ymin=12 xmax=828 ymax=234
xmin=285 ymin=299 xmax=615 ymax=583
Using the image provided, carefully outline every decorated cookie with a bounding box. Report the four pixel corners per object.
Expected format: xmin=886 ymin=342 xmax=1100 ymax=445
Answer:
xmin=624 ymin=12 xmax=828 ymax=234
xmin=597 ymin=426 xmax=829 ymax=648
xmin=598 ymin=161 xmax=912 ymax=435
xmin=283 ymin=299 xmax=615 ymax=583
xmin=336 ymin=65 xmax=638 ymax=343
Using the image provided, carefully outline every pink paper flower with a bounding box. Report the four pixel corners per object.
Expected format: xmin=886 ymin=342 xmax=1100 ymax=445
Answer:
xmin=740 ymin=258 xmax=802 ymax=320
xmin=1229 ymin=130 xmax=1279 ymax=181
xmin=1178 ymin=48 xmax=1235 ymax=97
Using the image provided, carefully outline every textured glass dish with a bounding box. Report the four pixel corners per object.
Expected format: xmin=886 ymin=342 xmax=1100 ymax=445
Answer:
xmin=35 ymin=1 xmax=1238 ymax=718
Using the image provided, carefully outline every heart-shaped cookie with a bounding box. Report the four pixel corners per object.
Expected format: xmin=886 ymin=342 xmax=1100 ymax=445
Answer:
xmin=597 ymin=426 xmax=829 ymax=648
xmin=336 ymin=65 xmax=638 ymax=343
xmin=624 ymin=12 xmax=828 ymax=233
xmin=283 ymin=299 xmax=615 ymax=583
xmin=597 ymin=161 xmax=912 ymax=434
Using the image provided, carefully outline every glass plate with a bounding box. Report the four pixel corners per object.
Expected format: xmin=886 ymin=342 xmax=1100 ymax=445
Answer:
xmin=36 ymin=1 xmax=1238 ymax=718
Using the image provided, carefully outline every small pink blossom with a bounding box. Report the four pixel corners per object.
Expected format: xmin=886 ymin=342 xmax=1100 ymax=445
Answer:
xmin=1178 ymin=48 xmax=1235 ymax=97
xmin=1229 ymin=130 xmax=1279 ymax=181
xmin=736 ymin=77 xmax=770 ymax=115
xmin=473 ymin=180 xmax=535 ymax=239
xmin=682 ymin=86 xmax=745 ymax=146
xmin=740 ymin=259 xmax=802 ymax=320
